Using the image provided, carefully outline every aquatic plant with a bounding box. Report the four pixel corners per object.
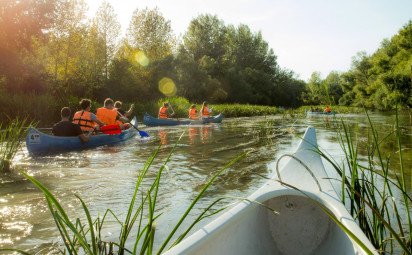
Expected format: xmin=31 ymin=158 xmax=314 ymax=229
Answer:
xmin=212 ymin=103 xmax=282 ymax=117
xmin=296 ymin=105 xmax=364 ymax=114
xmin=6 ymin=135 xmax=247 ymax=254
xmin=0 ymin=118 xmax=28 ymax=172
xmin=316 ymin=108 xmax=412 ymax=254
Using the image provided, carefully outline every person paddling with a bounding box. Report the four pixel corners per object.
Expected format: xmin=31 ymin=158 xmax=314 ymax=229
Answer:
xmin=158 ymin=102 xmax=175 ymax=119
xmin=200 ymin=101 xmax=212 ymax=118
xmin=53 ymin=107 xmax=92 ymax=142
xmin=188 ymin=104 xmax=199 ymax=120
xmin=97 ymin=98 xmax=129 ymax=129
xmin=324 ymin=105 xmax=332 ymax=113
xmin=115 ymin=101 xmax=134 ymax=119
xmin=72 ymin=99 xmax=104 ymax=133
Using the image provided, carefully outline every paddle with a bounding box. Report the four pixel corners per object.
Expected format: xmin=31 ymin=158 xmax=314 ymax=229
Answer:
xmin=129 ymin=122 xmax=150 ymax=138
xmin=169 ymin=104 xmax=178 ymax=121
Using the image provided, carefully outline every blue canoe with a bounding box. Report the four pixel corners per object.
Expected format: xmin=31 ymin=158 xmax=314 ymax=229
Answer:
xmin=26 ymin=117 xmax=137 ymax=156
xmin=306 ymin=111 xmax=336 ymax=116
xmin=143 ymin=113 xmax=223 ymax=126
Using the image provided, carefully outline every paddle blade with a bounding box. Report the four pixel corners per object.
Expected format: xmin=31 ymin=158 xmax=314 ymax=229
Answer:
xmin=100 ymin=124 xmax=121 ymax=135
xmin=138 ymin=130 xmax=150 ymax=138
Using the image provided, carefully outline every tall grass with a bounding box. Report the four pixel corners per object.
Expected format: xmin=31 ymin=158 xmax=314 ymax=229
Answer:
xmin=7 ymin=135 xmax=247 ymax=254
xmin=212 ymin=103 xmax=282 ymax=117
xmin=316 ymin=108 xmax=412 ymax=254
xmin=297 ymin=105 xmax=364 ymax=114
xmin=0 ymin=118 xmax=28 ymax=172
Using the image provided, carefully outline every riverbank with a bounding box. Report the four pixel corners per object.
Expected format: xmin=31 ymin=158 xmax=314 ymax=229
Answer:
xmin=1 ymin=92 xmax=409 ymax=127
xmin=0 ymin=94 xmax=283 ymax=126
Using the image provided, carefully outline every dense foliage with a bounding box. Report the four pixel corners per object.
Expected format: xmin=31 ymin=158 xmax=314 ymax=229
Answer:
xmin=303 ymin=21 xmax=412 ymax=110
xmin=0 ymin=0 xmax=305 ymax=114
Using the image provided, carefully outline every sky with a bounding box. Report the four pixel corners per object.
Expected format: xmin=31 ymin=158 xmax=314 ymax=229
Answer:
xmin=86 ymin=0 xmax=412 ymax=81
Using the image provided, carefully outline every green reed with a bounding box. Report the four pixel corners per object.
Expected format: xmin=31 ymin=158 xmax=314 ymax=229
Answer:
xmin=8 ymin=135 xmax=247 ymax=254
xmin=212 ymin=103 xmax=282 ymax=117
xmin=0 ymin=118 xmax=28 ymax=172
xmin=316 ymin=108 xmax=412 ymax=254
xmin=296 ymin=105 xmax=364 ymax=114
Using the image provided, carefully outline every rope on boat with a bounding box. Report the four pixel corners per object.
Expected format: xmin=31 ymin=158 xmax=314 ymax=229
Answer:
xmin=276 ymin=153 xmax=322 ymax=192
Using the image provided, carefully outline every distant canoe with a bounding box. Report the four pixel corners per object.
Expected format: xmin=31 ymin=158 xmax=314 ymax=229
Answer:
xmin=26 ymin=117 xmax=137 ymax=156
xmin=143 ymin=113 xmax=223 ymax=126
xmin=306 ymin=111 xmax=336 ymax=116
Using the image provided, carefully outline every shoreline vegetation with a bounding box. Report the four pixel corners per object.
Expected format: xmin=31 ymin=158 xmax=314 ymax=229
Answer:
xmin=1 ymin=93 xmax=409 ymax=127
xmin=0 ymin=2 xmax=410 ymax=129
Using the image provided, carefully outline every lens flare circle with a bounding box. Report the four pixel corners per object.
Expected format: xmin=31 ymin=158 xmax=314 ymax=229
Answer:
xmin=158 ymin=77 xmax=177 ymax=96
xmin=135 ymin=51 xmax=149 ymax=67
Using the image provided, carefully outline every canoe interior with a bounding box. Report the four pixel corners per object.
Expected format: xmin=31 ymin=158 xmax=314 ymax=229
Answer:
xmin=183 ymin=194 xmax=355 ymax=255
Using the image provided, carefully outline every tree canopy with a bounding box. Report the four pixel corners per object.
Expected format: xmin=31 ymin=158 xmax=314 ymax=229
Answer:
xmin=304 ymin=21 xmax=412 ymax=110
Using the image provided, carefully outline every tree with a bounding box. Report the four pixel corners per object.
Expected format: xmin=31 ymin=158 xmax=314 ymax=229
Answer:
xmin=127 ymin=7 xmax=175 ymax=61
xmin=0 ymin=0 xmax=58 ymax=92
xmin=92 ymin=1 xmax=120 ymax=80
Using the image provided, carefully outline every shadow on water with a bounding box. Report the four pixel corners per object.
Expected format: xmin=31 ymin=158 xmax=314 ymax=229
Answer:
xmin=0 ymin=112 xmax=411 ymax=252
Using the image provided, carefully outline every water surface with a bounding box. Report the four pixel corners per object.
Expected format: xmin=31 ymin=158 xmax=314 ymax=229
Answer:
xmin=0 ymin=112 xmax=411 ymax=253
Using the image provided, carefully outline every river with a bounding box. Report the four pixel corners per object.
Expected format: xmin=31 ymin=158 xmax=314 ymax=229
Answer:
xmin=0 ymin=112 xmax=411 ymax=253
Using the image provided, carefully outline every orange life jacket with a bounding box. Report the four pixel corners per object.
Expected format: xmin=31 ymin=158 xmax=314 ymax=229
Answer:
xmin=201 ymin=106 xmax=210 ymax=117
xmin=72 ymin=110 xmax=95 ymax=132
xmin=189 ymin=108 xmax=198 ymax=119
xmin=96 ymin=107 xmax=118 ymax=125
xmin=159 ymin=107 xmax=168 ymax=119
xmin=325 ymin=107 xmax=332 ymax=113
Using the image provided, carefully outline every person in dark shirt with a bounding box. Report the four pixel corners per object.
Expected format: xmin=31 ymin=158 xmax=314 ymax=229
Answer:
xmin=52 ymin=107 xmax=91 ymax=142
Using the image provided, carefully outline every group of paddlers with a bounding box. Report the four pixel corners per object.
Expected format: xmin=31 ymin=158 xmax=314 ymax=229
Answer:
xmin=51 ymin=99 xmax=214 ymax=141
xmin=52 ymin=98 xmax=134 ymax=142
xmin=158 ymin=101 xmax=213 ymax=120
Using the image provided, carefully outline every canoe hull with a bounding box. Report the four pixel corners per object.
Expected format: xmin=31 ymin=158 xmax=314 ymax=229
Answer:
xmin=164 ymin=126 xmax=376 ymax=255
xmin=143 ymin=113 xmax=223 ymax=126
xmin=306 ymin=111 xmax=335 ymax=115
xmin=26 ymin=118 xmax=137 ymax=156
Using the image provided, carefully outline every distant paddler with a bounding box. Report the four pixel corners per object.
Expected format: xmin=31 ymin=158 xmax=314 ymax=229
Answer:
xmin=324 ymin=105 xmax=332 ymax=113
xmin=200 ymin=101 xmax=213 ymax=118
xmin=188 ymin=104 xmax=199 ymax=120
xmin=158 ymin=102 xmax=175 ymax=119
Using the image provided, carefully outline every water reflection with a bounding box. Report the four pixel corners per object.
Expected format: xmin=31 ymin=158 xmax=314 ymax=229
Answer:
xmin=188 ymin=126 xmax=198 ymax=145
xmin=201 ymin=125 xmax=211 ymax=143
xmin=159 ymin=129 xmax=168 ymax=145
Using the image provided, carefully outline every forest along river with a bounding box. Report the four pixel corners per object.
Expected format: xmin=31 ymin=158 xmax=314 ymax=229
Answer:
xmin=0 ymin=112 xmax=411 ymax=253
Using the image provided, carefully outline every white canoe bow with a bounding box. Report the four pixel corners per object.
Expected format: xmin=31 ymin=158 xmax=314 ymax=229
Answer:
xmin=164 ymin=126 xmax=377 ymax=255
